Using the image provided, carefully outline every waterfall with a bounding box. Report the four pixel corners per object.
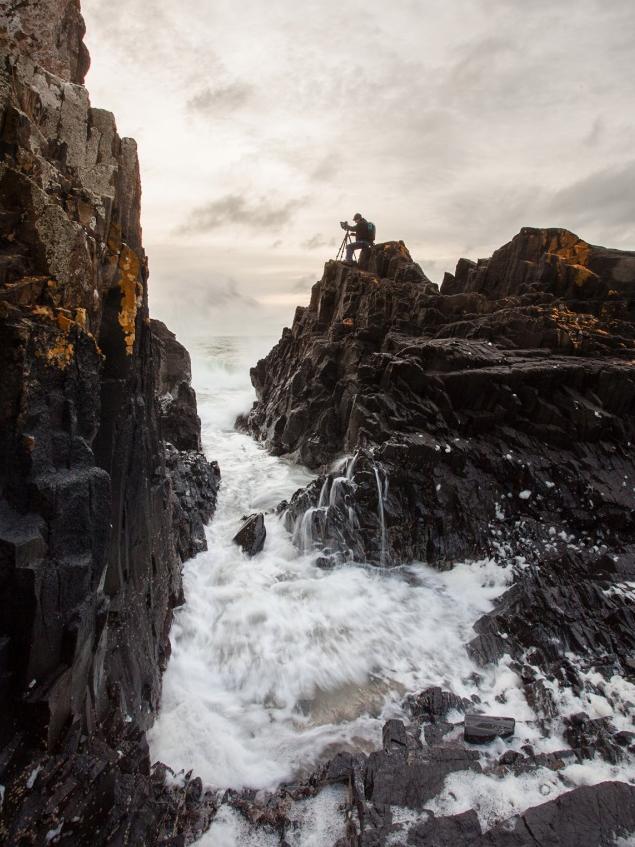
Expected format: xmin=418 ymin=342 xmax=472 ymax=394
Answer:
xmin=292 ymin=453 xmax=358 ymax=554
xmin=373 ymin=464 xmax=388 ymax=566
xmin=288 ymin=453 xmax=362 ymax=561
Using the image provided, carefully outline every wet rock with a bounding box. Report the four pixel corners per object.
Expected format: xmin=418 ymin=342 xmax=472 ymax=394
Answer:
xmin=407 ymin=686 xmax=471 ymax=723
xmin=151 ymin=319 xmax=203 ymax=452
xmin=480 ymin=781 xmax=635 ymax=847
xmin=233 ymin=513 xmax=266 ymax=556
xmin=0 ymin=3 xmax=218 ymax=843
xmin=468 ymin=548 xmax=635 ymax=748
xmin=164 ymin=445 xmax=220 ymax=563
xmin=464 ymin=714 xmax=515 ymax=744
xmin=244 ymin=233 xmax=635 ymax=568
xmin=407 ymin=810 xmax=481 ymax=846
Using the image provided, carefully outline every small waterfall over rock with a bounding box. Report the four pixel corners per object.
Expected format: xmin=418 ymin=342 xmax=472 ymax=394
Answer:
xmin=373 ymin=464 xmax=388 ymax=566
xmin=289 ymin=453 xmax=360 ymax=563
xmin=284 ymin=450 xmax=396 ymax=567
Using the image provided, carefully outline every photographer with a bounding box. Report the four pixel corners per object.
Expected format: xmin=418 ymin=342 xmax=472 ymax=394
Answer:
xmin=341 ymin=213 xmax=375 ymax=263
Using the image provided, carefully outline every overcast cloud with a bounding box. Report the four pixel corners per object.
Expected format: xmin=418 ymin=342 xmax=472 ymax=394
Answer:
xmin=81 ymin=0 xmax=635 ymax=339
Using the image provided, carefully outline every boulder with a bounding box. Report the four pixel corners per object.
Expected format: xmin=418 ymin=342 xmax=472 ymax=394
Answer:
xmin=464 ymin=714 xmax=515 ymax=744
xmin=233 ymin=513 xmax=266 ymax=556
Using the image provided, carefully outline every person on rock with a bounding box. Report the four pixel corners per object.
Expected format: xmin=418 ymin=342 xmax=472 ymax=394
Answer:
xmin=343 ymin=213 xmax=375 ymax=263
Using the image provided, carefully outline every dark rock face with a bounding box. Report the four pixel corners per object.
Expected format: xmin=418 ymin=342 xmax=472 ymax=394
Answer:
xmin=152 ymin=319 xmax=220 ymax=562
xmin=463 ymin=714 xmax=515 ymax=744
xmin=164 ymin=444 xmax=220 ymax=565
xmin=0 ymin=3 xmax=217 ymax=843
xmin=465 ymin=546 xmax=635 ymax=768
xmin=152 ymin=318 xmax=203 ymax=453
xmin=244 ymin=232 xmax=635 ymax=568
xmin=233 ymin=513 xmax=266 ymax=556
xmin=479 ymin=782 xmax=635 ymax=847
xmin=240 ymin=233 xmax=635 ymax=845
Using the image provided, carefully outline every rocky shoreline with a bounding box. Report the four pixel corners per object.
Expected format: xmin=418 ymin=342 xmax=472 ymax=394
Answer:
xmin=236 ymin=233 xmax=635 ymax=844
xmin=2 ymin=1 xmax=635 ymax=845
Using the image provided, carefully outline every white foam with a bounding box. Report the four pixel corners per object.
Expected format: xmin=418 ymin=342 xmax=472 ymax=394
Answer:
xmin=428 ymin=755 xmax=635 ymax=833
xmin=286 ymin=784 xmax=348 ymax=846
xmin=198 ymin=805 xmax=278 ymax=847
xmin=149 ymin=336 xmax=635 ymax=844
xmin=149 ymin=339 xmax=519 ymax=790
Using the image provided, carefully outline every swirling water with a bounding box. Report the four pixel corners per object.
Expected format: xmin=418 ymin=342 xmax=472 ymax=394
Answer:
xmin=148 ymin=336 xmax=635 ymax=843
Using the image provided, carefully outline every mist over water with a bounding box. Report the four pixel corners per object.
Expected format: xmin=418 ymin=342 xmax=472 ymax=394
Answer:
xmin=149 ymin=337 xmax=635 ymax=837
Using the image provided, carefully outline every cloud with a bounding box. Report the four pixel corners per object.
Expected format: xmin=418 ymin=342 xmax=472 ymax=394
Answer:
xmin=179 ymin=193 xmax=307 ymax=234
xmin=301 ymin=233 xmax=331 ymax=250
xmin=546 ymin=160 xmax=635 ymax=236
xmin=82 ymin=0 xmax=635 ymax=330
xmin=202 ymin=278 xmax=260 ymax=309
xmin=186 ymin=82 xmax=253 ymax=116
xmin=292 ymin=273 xmax=317 ymax=292
xmin=310 ymin=156 xmax=339 ymax=182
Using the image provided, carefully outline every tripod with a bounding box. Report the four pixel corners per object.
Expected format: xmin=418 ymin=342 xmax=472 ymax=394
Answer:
xmin=336 ymin=229 xmax=353 ymax=262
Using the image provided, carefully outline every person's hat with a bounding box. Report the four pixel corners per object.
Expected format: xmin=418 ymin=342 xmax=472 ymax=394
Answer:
xmin=353 ymin=213 xmax=362 ymax=221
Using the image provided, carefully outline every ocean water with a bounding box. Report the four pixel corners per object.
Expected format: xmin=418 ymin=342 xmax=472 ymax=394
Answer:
xmin=148 ymin=336 xmax=635 ymax=841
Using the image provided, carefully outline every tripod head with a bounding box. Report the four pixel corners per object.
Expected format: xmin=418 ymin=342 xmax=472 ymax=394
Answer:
xmin=336 ymin=225 xmax=353 ymax=261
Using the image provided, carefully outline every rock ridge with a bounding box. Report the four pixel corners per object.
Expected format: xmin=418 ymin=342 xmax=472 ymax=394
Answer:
xmin=244 ymin=233 xmax=634 ymax=567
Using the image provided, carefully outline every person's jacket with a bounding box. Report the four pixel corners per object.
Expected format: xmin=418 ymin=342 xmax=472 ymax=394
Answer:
xmin=352 ymin=218 xmax=371 ymax=241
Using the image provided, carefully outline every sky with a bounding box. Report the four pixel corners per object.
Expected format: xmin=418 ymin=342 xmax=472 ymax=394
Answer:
xmin=81 ymin=0 xmax=635 ymax=340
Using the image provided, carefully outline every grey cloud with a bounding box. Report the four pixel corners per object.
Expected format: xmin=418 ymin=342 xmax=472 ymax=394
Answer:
xmin=179 ymin=193 xmax=306 ymax=233
xmin=186 ymin=82 xmax=253 ymax=116
xmin=301 ymin=233 xmax=331 ymax=250
xmin=83 ymin=0 xmax=220 ymax=81
xmin=292 ymin=274 xmax=317 ymax=292
xmin=584 ymin=117 xmax=604 ymax=148
xmin=310 ymin=157 xmax=340 ymax=182
xmin=203 ymin=278 xmax=259 ymax=309
xmin=173 ymin=276 xmax=259 ymax=310
xmin=547 ymin=161 xmax=635 ymax=231
xmin=446 ymin=36 xmax=514 ymax=92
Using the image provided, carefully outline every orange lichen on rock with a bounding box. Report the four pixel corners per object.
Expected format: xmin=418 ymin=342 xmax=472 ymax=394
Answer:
xmin=546 ymin=232 xmax=592 ymax=268
xmin=117 ymin=246 xmax=143 ymax=355
xmin=30 ymin=305 xmax=96 ymax=369
xmin=569 ymin=263 xmax=598 ymax=289
xmin=74 ymin=308 xmax=88 ymax=329
xmin=43 ymin=336 xmax=75 ymax=369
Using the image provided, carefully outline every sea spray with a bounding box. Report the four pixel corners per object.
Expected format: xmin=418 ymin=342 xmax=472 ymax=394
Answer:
xmin=150 ymin=338 xmax=516 ymax=790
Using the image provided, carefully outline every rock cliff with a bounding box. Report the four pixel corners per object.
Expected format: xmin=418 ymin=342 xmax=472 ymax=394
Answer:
xmin=0 ymin=2 xmax=218 ymax=843
xmin=245 ymin=231 xmax=635 ymax=567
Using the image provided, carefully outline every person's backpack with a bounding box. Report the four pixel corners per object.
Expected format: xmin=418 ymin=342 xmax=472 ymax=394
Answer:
xmin=367 ymin=221 xmax=376 ymax=242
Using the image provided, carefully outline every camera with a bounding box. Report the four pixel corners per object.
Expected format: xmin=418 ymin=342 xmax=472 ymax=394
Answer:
xmin=340 ymin=220 xmax=348 ymax=230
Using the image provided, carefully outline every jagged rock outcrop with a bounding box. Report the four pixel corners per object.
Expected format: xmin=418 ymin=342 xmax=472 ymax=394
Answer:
xmin=240 ymin=231 xmax=635 ymax=844
xmin=244 ymin=232 xmax=635 ymax=567
xmin=0 ymin=3 xmax=217 ymax=843
xmin=152 ymin=319 xmax=220 ymax=562
xmin=232 ymin=512 xmax=266 ymax=556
